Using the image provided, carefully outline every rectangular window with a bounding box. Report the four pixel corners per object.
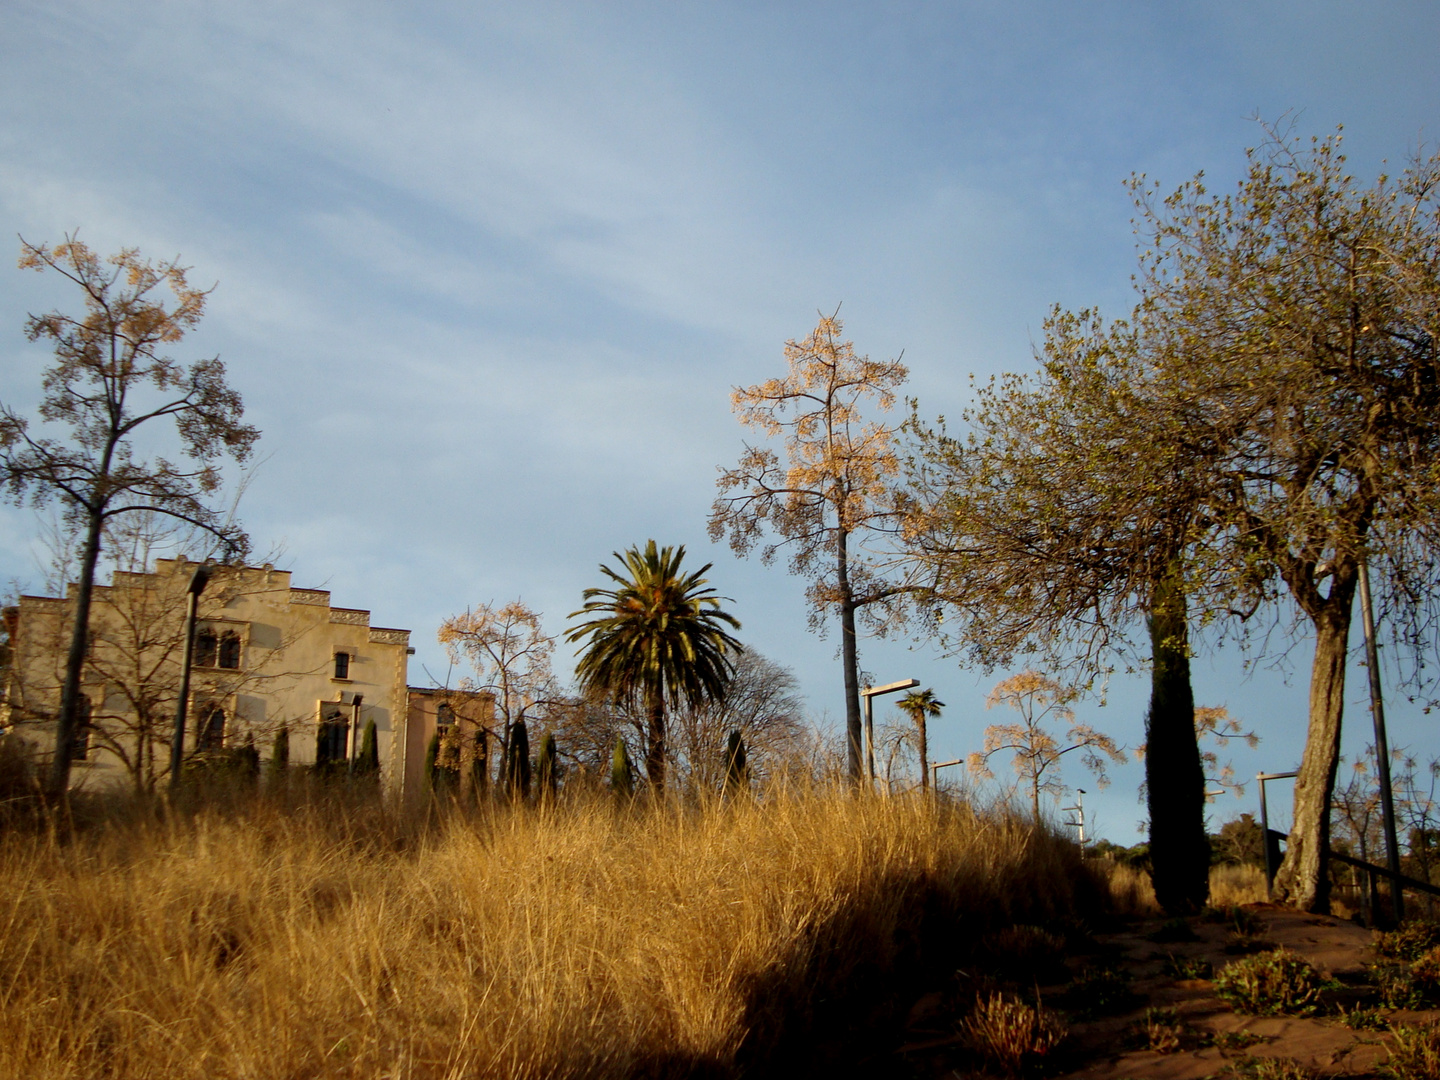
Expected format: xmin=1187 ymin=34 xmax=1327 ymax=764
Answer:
xmin=333 ymin=652 xmax=351 ymax=680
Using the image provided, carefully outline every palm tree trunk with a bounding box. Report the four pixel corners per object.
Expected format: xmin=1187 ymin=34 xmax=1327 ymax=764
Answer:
xmin=646 ymin=692 xmax=666 ymax=793
xmin=918 ymin=714 xmax=929 ymax=792
xmin=1145 ymin=565 xmax=1210 ymax=914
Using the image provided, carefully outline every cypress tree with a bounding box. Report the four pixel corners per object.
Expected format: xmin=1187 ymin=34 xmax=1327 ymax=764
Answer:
xmin=424 ymin=731 xmax=441 ymax=789
xmin=536 ymin=732 xmax=558 ymax=804
xmin=471 ymin=728 xmax=489 ymax=798
xmin=724 ymin=730 xmax=749 ymax=796
xmin=610 ymin=736 xmax=633 ymax=799
xmin=356 ymin=718 xmax=380 ymax=789
xmin=267 ymin=726 xmax=289 ymax=789
xmin=505 ymin=720 xmax=531 ymax=801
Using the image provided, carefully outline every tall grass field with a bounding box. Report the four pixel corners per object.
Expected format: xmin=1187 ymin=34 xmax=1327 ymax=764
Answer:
xmin=0 ymin=787 xmax=1099 ymax=1078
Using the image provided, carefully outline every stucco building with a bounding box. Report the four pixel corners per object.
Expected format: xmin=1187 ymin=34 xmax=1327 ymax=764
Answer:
xmin=1 ymin=558 xmax=418 ymax=795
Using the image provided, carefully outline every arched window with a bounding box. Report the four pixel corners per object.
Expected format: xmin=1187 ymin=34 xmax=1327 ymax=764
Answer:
xmin=197 ymin=704 xmax=226 ymax=752
xmin=218 ymin=631 xmax=242 ymax=669
xmin=316 ymin=704 xmax=347 ymax=766
xmin=194 ymin=628 xmax=217 ymax=668
xmin=436 ymin=702 xmax=455 ymax=732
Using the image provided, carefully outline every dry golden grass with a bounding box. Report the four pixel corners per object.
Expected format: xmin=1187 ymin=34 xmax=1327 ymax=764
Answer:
xmin=1090 ymin=858 xmax=1161 ymax=916
xmin=1209 ymin=862 xmax=1268 ymax=908
xmin=0 ymin=786 xmax=1094 ymax=1079
xmin=1085 ymin=860 xmax=1267 ymax=917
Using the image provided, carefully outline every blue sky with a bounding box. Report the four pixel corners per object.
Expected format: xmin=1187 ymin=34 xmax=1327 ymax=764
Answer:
xmin=2 ymin=2 xmax=1438 ymax=841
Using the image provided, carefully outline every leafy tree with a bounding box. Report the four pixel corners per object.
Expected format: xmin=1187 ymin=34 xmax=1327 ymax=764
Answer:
xmin=710 ymin=312 xmax=912 ymax=782
xmin=896 ymin=688 xmax=944 ymax=792
xmin=1119 ymin=128 xmax=1440 ymax=911
xmin=903 ymin=310 xmax=1223 ymax=911
xmin=566 ymin=541 xmax=742 ymax=792
xmin=968 ymin=671 xmax=1126 ymax=821
xmin=1 ymin=238 xmax=258 ymax=799
xmin=1212 ymin=814 xmax=1265 ymax=867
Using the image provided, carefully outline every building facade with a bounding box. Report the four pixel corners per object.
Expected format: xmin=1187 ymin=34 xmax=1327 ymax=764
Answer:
xmin=1 ymin=558 xmax=416 ymax=795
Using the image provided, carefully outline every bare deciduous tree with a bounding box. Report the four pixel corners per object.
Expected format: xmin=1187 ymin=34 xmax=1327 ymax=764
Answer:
xmin=1 ymin=238 xmax=258 ymax=799
xmin=968 ymin=671 xmax=1126 ymax=821
xmin=711 ymin=312 xmax=913 ymax=781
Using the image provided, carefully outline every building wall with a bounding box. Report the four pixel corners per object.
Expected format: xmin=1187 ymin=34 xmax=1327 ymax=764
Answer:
xmin=404 ymin=687 xmax=496 ymax=801
xmin=1 ymin=558 xmax=414 ymax=795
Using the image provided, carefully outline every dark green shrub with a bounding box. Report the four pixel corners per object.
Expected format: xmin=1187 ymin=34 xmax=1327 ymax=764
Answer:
xmin=1377 ymin=921 xmax=1440 ymax=962
xmin=1213 ymin=949 xmax=1327 ymax=1016
xmin=1062 ymin=964 xmax=1139 ymax=1018
xmin=1385 ymin=1022 xmax=1440 ymax=1080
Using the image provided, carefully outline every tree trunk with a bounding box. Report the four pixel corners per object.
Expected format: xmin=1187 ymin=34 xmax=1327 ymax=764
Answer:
xmin=45 ymin=510 xmax=104 ymax=802
xmin=918 ymin=714 xmax=929 ymax=792
xmin=1145 ymin=567 xmax=1210 ymax=914
xmin=837 ymin=527 xmax=863 ymax=783
xmin=1273 ymin=586 xmax=1355 ymax=912
xmin=646 ymin=693 xmax=666 ymax=793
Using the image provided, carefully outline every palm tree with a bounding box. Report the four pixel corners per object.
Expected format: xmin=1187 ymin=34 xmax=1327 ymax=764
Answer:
xmin=897 ymin=688 xmax=945 ymax=791
xmin=566 ymin=541 xmax=743 ymax=792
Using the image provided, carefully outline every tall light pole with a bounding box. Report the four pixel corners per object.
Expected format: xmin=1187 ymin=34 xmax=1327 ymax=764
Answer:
xmin=860 ymin=678 xmax=918 ymax=788
xmin=169 ymin=563 xmax=212 ymax=791
xmin=1359 ymin=557 xmax=1404 ymax=921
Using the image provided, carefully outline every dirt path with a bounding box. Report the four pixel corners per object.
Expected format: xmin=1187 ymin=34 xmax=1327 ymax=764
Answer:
xmin=891 ymin=905 xmax=1440 ymax=1079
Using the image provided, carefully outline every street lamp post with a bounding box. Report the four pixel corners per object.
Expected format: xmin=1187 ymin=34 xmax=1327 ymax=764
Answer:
xmin=169 ymin=563 xmax=212 ymax=791
xmin=860 ymin=678 xmax=919 ymax=789
xmin=1359 ymin=557 xmax=1404 ymax=922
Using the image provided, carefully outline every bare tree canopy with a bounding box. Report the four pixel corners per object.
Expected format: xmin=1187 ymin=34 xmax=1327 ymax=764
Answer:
xmin=1 ymin=238 xmax=258 ymax=798
xmin=710 ymin=311 xmax=914 ymax=781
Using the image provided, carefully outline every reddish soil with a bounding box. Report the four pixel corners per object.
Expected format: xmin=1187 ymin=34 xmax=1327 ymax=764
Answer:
xmin=891 ymin=905 xmax=1440 ymax=1079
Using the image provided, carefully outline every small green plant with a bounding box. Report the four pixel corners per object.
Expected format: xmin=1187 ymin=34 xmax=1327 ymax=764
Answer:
xmin=1062 ymin=964 xmax=1140 ymax=1018
xmin=1342 ymin=1004 xmax=1390 ymax=1031
xmin=1204 ymin=904 xmax=1267 ymax=936
xmin=1162 ymin=953 xmax=1214 ymax=980
xmin=1384 ymin=1022 xmax=1440 ymax=1080
xmin=1371 ymin=963 xmax=1425 ymax=1010
xmin=1376 ymin=921 xmax=1440 ymax=962
xmin=1226 ymin=1057 xmax=1320 ymax=1080
xmin=1137 ymin=1007 xmax=1186 ymax=1053
xmin=1409 ymin=945 xmax=1440 ymax=1001
xmin=1213 ymin=949 xmax=1327 ymax=1016
xmin=961 ymin=992 xmax=1066 ymax=1077
xmin=1148 ymin=917 xmax=1198 ymax=943
xmin=1212 ymin=1029 xmax=1268 ymax=1051
xmin=981 ymin=925 xmax=1068 ymax=984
